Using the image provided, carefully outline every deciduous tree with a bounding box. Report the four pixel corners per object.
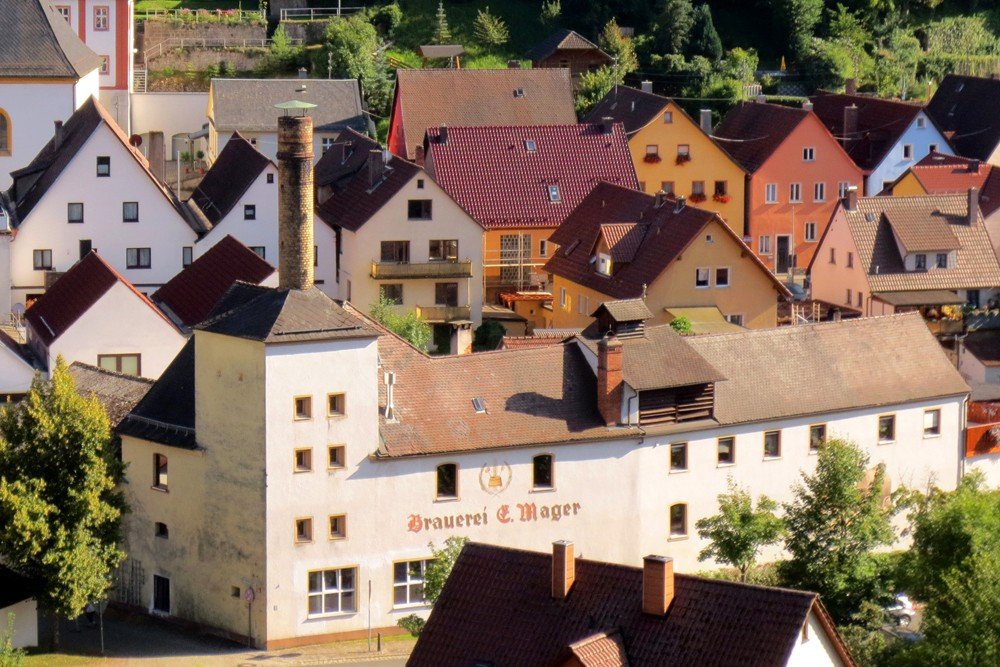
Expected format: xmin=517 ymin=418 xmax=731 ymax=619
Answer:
xmin=598 ymin=18 xmax=638 ymax=75
xmin=423 ymin=536 xmax=469 ymax=604
xmin=696 ymin=479 xmax=783 ymax=582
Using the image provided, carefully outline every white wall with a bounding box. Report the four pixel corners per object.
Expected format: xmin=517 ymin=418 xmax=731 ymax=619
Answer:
xmin=0 ymin=598 xmax=38 ymax=649
xmin=966 ymin=454 xmax=1000 ymax=488
xmin=74 ymin=71 xmax=101 ymax=110
xmin=786 ymin=610 xmax=844 ymax=667
xmin=867 ymin=112 xmax=953 ymax=195
xmin=0 ymin=232 xmax=11 ymax=317
xmin=0 ymin=82 xmax=77 ymax=189
xmin=0 ymin=340 xmax=36 ymax=395
xmin=132 ymin=93 xmax=209 ymax=148
xmin=37 ymin=281 xmax=185 ymax=379
xmin=212 ymin=129 xmax=340 ymax=165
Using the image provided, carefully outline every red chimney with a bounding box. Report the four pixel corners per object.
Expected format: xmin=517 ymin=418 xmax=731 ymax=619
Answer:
xmin=552 ymin=541 xmax=575 ymax=600
xmin=597 ymin=332 xmax=623 ymax=426
xmin=844 ymin=185 xmax=859 ymax=212
xmin=642 ymin=555 xmax=674 ymax=616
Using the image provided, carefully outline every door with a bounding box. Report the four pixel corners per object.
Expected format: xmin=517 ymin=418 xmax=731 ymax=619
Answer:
xmin=776 ymin=235 xmax=791 ymax=274
xmin=152 ymin=575 xmax=170 ymax=613
xmin=79 ymin=239 xmax=92 ymax=259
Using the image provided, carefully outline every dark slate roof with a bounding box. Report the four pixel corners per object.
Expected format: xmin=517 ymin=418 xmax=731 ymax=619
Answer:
xmin=712 ymin=102 xmax=811 ymax=173
xmin=927 ymin=75 xmax=1000 ymax=162
xmin=810 ymin=92 xmax=925 ymax=172
xmin=189 ymin=133 xmax=271 ymax=226
xmin=196 ymin=285 xmax=379 ymax=343
xmin=0 ymin=0 xmax=101 ymax=78
xmin=209 ymin=78 xmax=368 ymax=133
xmin=313 ymin=128 xmax=379 ymax=188
xmin=69 ymin=362 xmax=154 ymax=424
xmin=526 ymin=29 xmax=610 ymax=62
xmin=4 ymin=97 xmax=202 ymax=233
xmin=117 ymin=340 xmax=196 ymax=449
xmin=409 ymin=542 xmax=855 ymax=667
xmin=0 ymin=566 xmax=36 ymax=608
xmin=584 ymin=85 xmax=671 ymax=135
xmin=152 ymin=235 xmax=275 ymax=329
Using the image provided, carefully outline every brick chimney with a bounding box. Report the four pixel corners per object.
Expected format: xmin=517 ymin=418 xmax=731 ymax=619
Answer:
xmin=968 ymin=187 xmax=980 ymax=225
xmin=845 ymin=78 xmax=858 ymax=95
xmin=277 ymin=114 xmax=315 ymax=291
xmin=437 ymin=125 xmax=448 ymax=144
xmin=844 ymin=185 xmax=859 ymax=212
xmin=597 ymin=332 xmax=623 ymax=426
xmin=843 ymin=104 xmax=859 ymax=148
xmin=642 ymin=555 xmax=674 ymax=616
xmin=552 ymin=540 xmax=575 ymax=600
xmin=600 ymin=117 xmax=614 ymax=135
xmin=969 ymin=159 xmax=980 ymax=174
xmin=699 ymin=109 xmax=712 ymax=134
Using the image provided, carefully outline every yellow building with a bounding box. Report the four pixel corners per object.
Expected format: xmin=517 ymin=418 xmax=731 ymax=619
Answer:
xmin=544 ymin=183 xmax=789 ymax=331
xmin=586 ymin=85 xmax=748 ymax=237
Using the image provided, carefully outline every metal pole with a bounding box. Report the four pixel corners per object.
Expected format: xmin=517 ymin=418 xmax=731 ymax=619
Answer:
xmin=367 ymin=579 xmax=372 ymax=651
xmin=176 ymin=151 xmax=180 ymax=198
xmin=99 ymin=602 xmax=105 ymax=656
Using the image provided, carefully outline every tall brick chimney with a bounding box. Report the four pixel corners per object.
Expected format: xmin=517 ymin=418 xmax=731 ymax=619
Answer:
xmin=552 ymin=540 xmax=575 ymax=600
xmin=642 ymin=555 xmax=674 ymax=616
xmin=277 ymin=114 xmax=315 ymax=290
xmin=597 ymin=332 xmax=623 ymax=426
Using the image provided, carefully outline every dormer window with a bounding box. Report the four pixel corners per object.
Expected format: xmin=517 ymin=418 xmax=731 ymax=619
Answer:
xmin=936 ymin=253 xmax=948 ymax=269
xmin=596 ymin=253 xmax=612 ymax=276
xmin=524 ymin=139 xmax=537 ymax=152
xmin=472 ymin=398 xmax=486 ymax=414
xmin=915 ymin=254 xmax=927 ymax=270
xmin=547 ymin=185 xmax=561 ymax=203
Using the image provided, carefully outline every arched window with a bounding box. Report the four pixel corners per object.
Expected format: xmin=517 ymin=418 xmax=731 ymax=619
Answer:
xmin=0 ymin=110 xmax=10 ymax=155
xmin=669 ymin=503 xmax=687 ymax=537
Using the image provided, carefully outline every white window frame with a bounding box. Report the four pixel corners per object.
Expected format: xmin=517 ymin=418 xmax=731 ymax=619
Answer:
xmin=802 ymin=147 xmax=815 ymax=162
xmin=715 ymin=266 xmax=730 ymax=288
xmin=765 ymin=183 xmax=778 ymax=204
xmin=307 ymin=567 xmax=357 ymax=617
xmin=789 ymin=183 xmax=802 ymax=203
xmin=539 ymin=239 xmax=548 ymax=257
xmin=559 ymin=287 xmax=567 ymax=308
xmin=695 ymin=267 xmax=710 ymax=289
xmin=838 ymin=181 xmax=851 ymax=198
xmin=94 ymin=6 xmax=110 ymax=31
xmin=923 ymin=408 xmax=941 ymax=437
xmin=393 ymin=559 xmax=433 ymax=608
xmin=759 ymin=235 xmax=771 ymax=255
xmin=804 ymin=222 xmax=817 ymax=242
xmin=813 ymin=182 xmax=826 ymax=203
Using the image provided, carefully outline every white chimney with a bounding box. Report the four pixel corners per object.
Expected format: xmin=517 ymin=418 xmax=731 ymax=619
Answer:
xmin=641 ymin=80 xmax=653 ymax=94
xmin=699 ymin=109 xmax=712 ymax=134
xmin=552 ymin=541 xmax=575 ymax=600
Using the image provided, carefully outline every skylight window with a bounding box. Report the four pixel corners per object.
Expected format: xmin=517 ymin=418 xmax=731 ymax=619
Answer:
xmin=548 ymin=185 xmax=562 ymax=203
xmin=524 ymin=139 xmax=537 ymax=152
xmin=472 ymin=398 xmax=487 ymax=414
xmin=514 ymin=88 xmax=525 ymax=98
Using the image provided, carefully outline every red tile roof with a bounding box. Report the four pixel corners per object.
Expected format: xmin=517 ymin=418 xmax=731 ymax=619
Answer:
xmin=409 ymin=542 xmax=856 ymax=667
xmin=152 ymin=235 xmax=275 ymax=328
xmin=810 ymin=92 xmax=925 ymax=172
xmin=25 ymin=252 xmax=178 ymax=346
xmin=426 ymin=124 xmax=638 ymax=229
xmin=902 ymin=152 xmax=1000 ymax=217
xmin=712 ymin=102 xmax=811 ymax=173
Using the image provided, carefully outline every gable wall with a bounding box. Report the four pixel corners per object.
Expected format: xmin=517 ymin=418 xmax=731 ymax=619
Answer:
xmin=867 ymin=113 xmax=953 ymax=195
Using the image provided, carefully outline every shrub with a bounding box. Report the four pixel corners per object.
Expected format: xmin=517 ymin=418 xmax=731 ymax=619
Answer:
xmin=397 ymin=613 xmax=425 ymax=637
xmin=369 ymin=3 xmax=403 ymax=38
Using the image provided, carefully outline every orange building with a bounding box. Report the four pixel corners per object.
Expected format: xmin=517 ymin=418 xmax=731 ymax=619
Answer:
xmin=713 ymin=101 xmax=863 ymax=275
xmin=585 ymin=84 xmax=748 ymax=236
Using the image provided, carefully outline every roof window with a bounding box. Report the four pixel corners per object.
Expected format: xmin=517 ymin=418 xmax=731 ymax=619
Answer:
xmin=548 ymin=185 xmax=562 ymax=203
xmin=514 ymin=88 xmax=525 ymax=98
xmin=472 ymin=398 xmax=487 ymax=414
xmin=524 ymin=139 xmax=537 ymax=152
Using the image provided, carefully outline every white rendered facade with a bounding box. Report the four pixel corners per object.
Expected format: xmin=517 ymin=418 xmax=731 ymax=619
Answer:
xmin=0 ymin=598 xmax=37 ymax=649
xmin=865 ymin=111 xmax=953 ymax=195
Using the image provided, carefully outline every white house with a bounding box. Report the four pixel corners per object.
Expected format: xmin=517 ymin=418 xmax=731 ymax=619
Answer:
xmin=0 ymin=329 xmax=38 ymax=400
xmin=315 ymin=129 xmax=485 ymax=351
xmin=0 ymin=96 xmax=204 ymax=318
xmin=0 ymin=0 xmax=101 ymax=189
xmin=24 ymin=251 xmax=186 ymax=379
xmin=0 ymin=567 xmax=38 ymax=650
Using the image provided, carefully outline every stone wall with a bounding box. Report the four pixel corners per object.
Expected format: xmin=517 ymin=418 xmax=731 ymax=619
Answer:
xmin=143 ymin=20 xmax=266 ymax=64
xmin=149 ymin=46 xmax=266 ymax=73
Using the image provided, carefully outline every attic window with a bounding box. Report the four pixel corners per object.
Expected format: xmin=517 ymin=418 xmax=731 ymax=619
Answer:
xmin=916 ymin=117 xmax=926 ymax=129
xmin=514 ymin=88 xmax=525 ymax=98
xmin=547 ymin=185 xmax=562 ymax=203
xmin=524 ymin=139 xmax=537 ymax=152
xmin=472 ymin=397 xmax=487 ymax=414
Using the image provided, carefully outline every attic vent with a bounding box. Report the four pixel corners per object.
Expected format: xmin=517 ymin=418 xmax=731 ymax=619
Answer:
xmin=472 ymin=397 xmax=487 ymax=414
xmin=548 ymin=185 xmax=562 ymax=203
xmin=864 ymin=213 xmax=875 ymax=223
xmin=514 ymin=88 xmax=525 ymax=98
xmin=524 ymin=139 xmax=537 ymax=152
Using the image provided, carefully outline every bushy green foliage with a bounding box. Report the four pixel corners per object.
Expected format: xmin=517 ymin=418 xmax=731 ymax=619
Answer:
xmin=926 ymin=15 xmax=1000 ymax=55
xmin=316 ymin=14 xmax=393 ymax=116
xmin=598 ymin=18 xmax=638 ymax=74
xmin=650 ymin=0 xmax=694 ymax=55
xmin=574 ymin=65 xmax=618 ymax=115
xmin=472 ymin=319 xmax=506 ymax=352
xmin=873 ymin=28 xmax=921 ymax=97
xmin=669 ymin=316 xmax=693 ymax=334
xmin=255 ymin=25 xmax=303 ymax=76
xmin=371 ymin=295 xmax=433 ymax=351
xmin=369 ymin=3 xmax=403 ymax=38
xmin=696 ymin=479 xmax=784 ymax=582
xmin=473 ymin=6 xmax=509 ymax=49
xmin=540 ymin=0 xmax=561 ymax=26
xmin=423 ymin=536 xmax=469 ymax=604
xmin=773 ymin=0 xmax=824 ymax=58
xmin=396 ymin=613 xmax=426 ymax=637
xmin=0 ymin=613 xmax=25 ymax=667
xmin=687 ymin=4 xmax=722 ymax=60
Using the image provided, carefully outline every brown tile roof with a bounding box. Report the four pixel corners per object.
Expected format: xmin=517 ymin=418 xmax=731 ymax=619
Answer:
xmin=591 ymin=298 xmax=652 ymax=322
xmin=810 ymin=92 xmax=925 ymax=172
xmin=189 ymin=133 xmax=271 ymax=226
xmin=498 ymin=335 xmax=566 ymax=351
xmin=314 ymin=128 xmax=379 ymax=188
xmin=526 ymin=29 xmax=610 ymax=62
xmin=409 ymin=542 xmax=854 ymax=667
xmin=391 ymin=68 xmax=577 ymax=160
xmin=685 ymin=312 xmax=969 ymax=425
xmin=152 ymin=235 xmax=275 ymax=328
xmin=885 ymin=209 xmax=961 ymax=252
xmin=927 ymin=75 xmax=1000 ymax=162
xmin=25 ymin=252 xmax=179 ymax=346
xmin=963 ymin=330 xmax=1000 ymax=367
xmin=584 ymin=86 xmax=670 ymax=135
xmin=902 ymin=152 xmax=1000 ymax=218
xmin=842 ymin=194 xmax=1000 ymax=293
xmin=0 ymin=0 xmax=101 ymax=79
xmin=69 ymin=362 xmax=154 ymax=424
xmin=599 ymin=223 xmax=644 ymax=262
xmin=426 ymin=125 xmax=638 ymax=229
xmin=712 ymin=102 xmax=811 ymax=173
xmin=544 ymin=183 xmax=789 ymax=300
xmin=417 ymin=45 xmax=465 ymax=59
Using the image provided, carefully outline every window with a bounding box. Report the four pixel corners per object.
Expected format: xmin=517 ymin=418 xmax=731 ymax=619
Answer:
xmin=847 ymin=252 xmax=854 ymax=268
xmin=596 ymin=253 xmax=612 ymax=277
xmin=813 ymin=182 xmax=826 ymax=202
xmin=123 ymin=202 xmax=139 ymax=222
xmin=96 ymin=156 xmax=110 ymax=177
xmin=803 ymin=147 xmax=815 ymax=161
xmin=759 ymin=235 xmax=772 ymax=254
xmin=68 ymin=202 xmax=84 ymax=223
xmin=249 ymin=246 xmax=265 ymax=259
xmin=661 ymin=181 xmax=674 ymax=195
xmin=936 ymin=253 xmax=947 ymax=269
xmin=295 ymin=517 xmax=313 ymax=543
xmin=231 ymin=587 xmax=241 ymax=598
xmin=266 ymin=173 xmax=274 ymax=184
xmin=715 ymin=267 xmax=730 ymax=288
xmin=714 ymin=180 xmax=727 ymax=196
xmin=98 ymin=353 xmax=140 ymax=375
xmin=809 ymin=424 xmax=826 ymax=452
xmin=857 ymin=291 xmax=863 ymax=308
xmin=547 ymin=185 xmax=561 ymax=203
xmin=916 ymin=117 xmax=926 ymax=129
xmin=692 ymin=181 xmax=705 ymax=196
xmin=294 ymin=448 xmax=313 ymax=472
xmin=669 ymin=503 xmax=687 ymax=537
xmin=717 ymin=437 xmax=735 ymax=465
xmin=307 ymin=568 xmax=356 ymax=616
xmin=95 ymin=55 xmax=109 ymax=75
xmin=394 ymin=560 xmax=432 ymax=606
xmin=182 ymin=247 xmax=193 ymax=267
xmin=153 ymin=453 xmax=168 ymax=490
xmin=126 ymin=247 xmax=151 ymax=269
xmin=244 ymin=205 xmax=256 ymax=220
xmin=845 ymin=288 xmax=852 ymax=305
xmin=539 ymin=239 xmax=548 ymax=257
xmin=903 ymin=144 xmax=913 ymax=160
xmin=695 ymin=267 xmax=710 ymax=288
xmin=725 ymin=313 xmax=744 ymax=326
xmin=878 ymin=414 xmax=896 ymax=443
xmin=429 ymin=239 xmax=458 ymax=261
xmin=380 ymin=283 xmax=403 ymax=305
xmin=764 ymin=430 xmax=781 ymax=458
xmin=765 ymin=183 xmax=778 ymax=203
xmin=524 ymin=139 xmax=537 ymax=152
xmin=0 ymin=110 xmax=9 ymax=155
xmin=327 ymin=393 xmax=346 ymax=417
xmin=380 ymin=240 xmax=409 ymax=263
xmin=472 ymin=397 xmax=487 ymax=414
xmin=559 ymin=287 xmax=567 ymax=308
xmin=329 ymin=515 xmax=347 ymax=540
xmin=94 ymin=5 xmax=109 ymax=30
xmin=328 ymin=445 xmax=345 ymax=469
xmin=55 ymin=6 xmax=71 ymax=22
xmin=407 ymin=200 xmax=432 ymax=220
xmin=838 ymin=181 xmax=851 ymax=198
xmin=928 ymin=143 xmax=938 ymax=154
xmin=294 ymin=395 xmax=312 ymax=420
xmin=923 ymin=409 xmax=941 ymax=437
xmin=33 ymin=249 xmax=53 ymax=270
xmin=805 ymin=222 xmax=816 ymax=242
xmin=663 ymin=111 xmax=673 ymax=123
xmin=915 ymin=254 xmax=927 ymax=270
xmin=154 ymin=522 xmax=169 ymax=539
xmin=321 ymin=137 xmax=334 ymax=153
xmin=436 ymin=463 xmax=457 ymax=499
xmin=677 ymin=144 xmax=690 ymax=157
xmin=670 ymin=443 xmax=688 ymax=471
xmin=789 ymin=183 xmax=802 ymax=203
xmin=645 ymin=144 xmax=659 ymax=157
xmin=829 ymin=248 xmax=836 ymax=264
xmin=532 ymin=454 xmax=553 ymax=489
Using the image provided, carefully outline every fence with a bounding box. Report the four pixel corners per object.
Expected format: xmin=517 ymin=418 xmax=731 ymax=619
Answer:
xmin=135 ymin=8 xmax=265 ymax=22
xmin=143 ymin=37 xmax=302 ymax=67
xmin=279 ymin=5 xmax=366 ymax=21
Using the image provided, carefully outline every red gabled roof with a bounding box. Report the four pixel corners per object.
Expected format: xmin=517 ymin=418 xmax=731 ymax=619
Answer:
xmin=152 ymin=235 xmax=275 ymax=328
xmin=903 ymin=152 xmax=1000 ymax=217
xmin=712 ymin=102 xmax=812 ymax=173
xmin=25 ymin=252 xmax=177 ymax=346
xmin=425 ymin=123 xmax=638 ymax=229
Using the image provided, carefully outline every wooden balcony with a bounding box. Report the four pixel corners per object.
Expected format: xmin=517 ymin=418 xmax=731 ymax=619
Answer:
xmin=416 ymin=305 xmax=472 ymax=323
xmin=370 ymin=260 xmax=473 ymax=280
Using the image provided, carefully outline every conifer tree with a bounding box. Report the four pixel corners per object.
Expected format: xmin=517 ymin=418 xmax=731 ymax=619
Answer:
xmin=433 ymin=2 xmax=451 ymax=44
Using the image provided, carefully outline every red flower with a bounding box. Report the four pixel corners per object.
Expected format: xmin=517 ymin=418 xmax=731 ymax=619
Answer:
xmin=675 ymin=154 xmax=692 ymax=165
xmin=643 ymin=154 xmax=662 ymax=163
xmin=713 ymin=194 xmax=731 ymax=204
xmin=689 ymin=192 xmax=707 ymax=203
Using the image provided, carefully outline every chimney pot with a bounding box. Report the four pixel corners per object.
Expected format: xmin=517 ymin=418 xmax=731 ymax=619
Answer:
xmin=699 ymin=109 xmax=713 ymax=134
xmin=642 ymin=555 xmax=674 ymax=616
xmin=276 ymin=114 xmax=315 ymax=291
xmin=53 ymin=120 xmax=64 ymax=150
xmin=597 ymin=331 xmax=623 ymax=427
xmin=845 ymin=78 xmax=858 ymax=95
xmin=438 ymin=125 xmax=448 ymax=144
xmin=298 ymin=67 xmax=308 ymax=79
xmin=674 ymin=195 xmax=686 ymax=213
xmin=844 ymin=185 xmax=858 ymax=212
xmin=552 ymin=541 xmax=575 ymax=600
xmin=368 ymin=148 xmax=385 ymax=187
xmin=600 ymin=117 xmax=614 ymax=134
xmin=969 ymin=159 xmax=980 ymax=174
xmin=654 ymin=191 xmax=665 ymax=208
xmin=641 ymin=80 xmax=653 ymax=94
xmin=968 ymin=187 xmax=979 ymax=225
xmin=802 ymin=101 xmax=814 ymax=112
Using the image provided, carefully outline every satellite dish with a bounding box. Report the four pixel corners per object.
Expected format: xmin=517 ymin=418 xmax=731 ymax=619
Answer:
xmin=129 ymin=134 xmax=143 ymax=147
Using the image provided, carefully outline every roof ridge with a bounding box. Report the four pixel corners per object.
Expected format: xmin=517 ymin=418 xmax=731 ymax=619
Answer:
xmin=693 ymin=311 xmax=923 ymax=340
xmin=70 ymin=361 xmax=156 ymax=384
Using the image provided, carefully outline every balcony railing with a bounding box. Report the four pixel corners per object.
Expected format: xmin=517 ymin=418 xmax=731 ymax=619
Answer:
xmin=416 ymin=305 xmax=472 ymax=323
xmin=370 ymin=259 xmax=472 ymax=280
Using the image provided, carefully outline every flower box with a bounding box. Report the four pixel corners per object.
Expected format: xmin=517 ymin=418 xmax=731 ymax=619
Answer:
xmin=643 ymin=154 xmax=662 ymax=163
xmin=675 ymin=154 xmax=691 ymax=165
xmin=712 ymin=194 xmax=731 ymax=203
xmin=689 ymin=193 xmax=707 ymax=203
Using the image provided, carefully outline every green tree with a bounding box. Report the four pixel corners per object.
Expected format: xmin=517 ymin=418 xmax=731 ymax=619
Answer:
xmin=774 ymin=0 xmax=824 ymax=59
xmin=873 ymin=28 xmax=920 ymax=98
xmin=598 ymin=18 xmax=638 ymax=75
xmin=687 ymin=4 xmax=722 ymax=61
xmin=370 ymin=294 xmax=432 ymax=351
xmin=1 ymin=612 xmax=26 ymax=667
xmin=472 ymin=319 xmax=506 ymax=352
xmin=473 ymin=6 xmax=509 ymax=50
xmin=0 ymin=359 xmax=125 ymax=647
xmin=433 ymin=1 xmax=451 ymax=44
xmin=423 ymin=536 xmax=469 ymax=604
xmin=696 ymin=479 xmax=784 ymax=582
xmin=779 ymin=439 xmax=896 ymax=622
xmin=574 ymin=65 xmax=619 ymax=115
xmin=540 ymin=0 xmax=561 ymax=26
xmin=316 ymin=14 xmax=392 ymax=116
xmin=650 ymin=0 xmax=694 ymax=55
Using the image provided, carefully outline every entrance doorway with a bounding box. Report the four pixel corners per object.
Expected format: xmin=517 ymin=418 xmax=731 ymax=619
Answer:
xmin=152 ymin=575 xmax=170 ymax=614
xmin=776 ymin=235 xmax=791 ymax=274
